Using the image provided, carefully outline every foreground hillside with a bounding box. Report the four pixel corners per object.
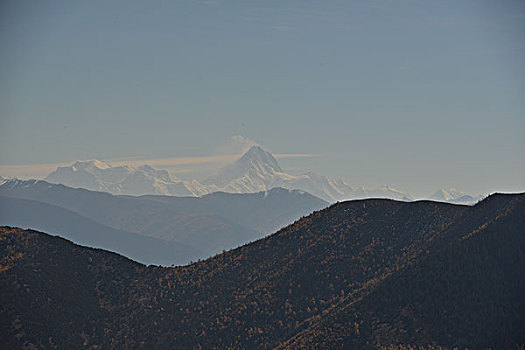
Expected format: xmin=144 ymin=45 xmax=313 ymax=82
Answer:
xmin=1 ymin=193 xmax=524 ymax=349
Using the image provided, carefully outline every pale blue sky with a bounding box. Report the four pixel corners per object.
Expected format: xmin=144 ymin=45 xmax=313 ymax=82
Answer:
xmin=1 ymin=0 xmax=524 ymax=197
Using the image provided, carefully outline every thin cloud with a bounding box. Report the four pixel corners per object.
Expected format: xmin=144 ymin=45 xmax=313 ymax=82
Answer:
xmin=0 ymin=153 xmax=318 ymax=179
xmin=275 ymin=153 xmax=318 ymax=159
xmin=111 ymin=153 xmax=318 ymax=168
xmin=0 ymin=163 xmax=64 ymax=179
xmin=110 ymin=155 xmax=240 ymax=168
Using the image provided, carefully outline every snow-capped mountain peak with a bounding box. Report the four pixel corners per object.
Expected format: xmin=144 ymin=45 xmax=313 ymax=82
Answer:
xmin=237 ymin=146 xmax=283 ymax=173
xmin=430 ymin=188 xmax=468 ymax=202
xmin=203 ymin=146 xmax=395 ymax=202
xmin=429 ymin=188 xmax=484 ymax=205
xmin=348 ymin=184 xmax=412 ymax=201
xmin=204 ymin=146 xmax=284 ymax=188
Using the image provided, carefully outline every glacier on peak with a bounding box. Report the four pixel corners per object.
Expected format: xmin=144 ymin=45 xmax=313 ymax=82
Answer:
xmin=71 ymin=159 xmax=112 ymax=170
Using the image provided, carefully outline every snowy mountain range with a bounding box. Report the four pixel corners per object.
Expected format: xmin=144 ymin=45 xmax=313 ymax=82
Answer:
xmin=24 ymin=145 xmax=482 ymax=204
xmin=429 ymin=188 xmax=484 ymax=205
xmin=42 ymin=146 xmax=416 ymax=202
xmin=45 ymin=159 xmax=207 ymax=197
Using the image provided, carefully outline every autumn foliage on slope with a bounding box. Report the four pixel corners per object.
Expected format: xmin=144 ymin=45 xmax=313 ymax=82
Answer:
xmin=0 ymin=193 xmax=524 ymax=349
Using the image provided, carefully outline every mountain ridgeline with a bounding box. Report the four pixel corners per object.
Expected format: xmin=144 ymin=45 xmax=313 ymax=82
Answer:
xmin=0 ymin=179 xmax=327 ymax=265
xmin=1 ymin=193 xmax=524 ymax=349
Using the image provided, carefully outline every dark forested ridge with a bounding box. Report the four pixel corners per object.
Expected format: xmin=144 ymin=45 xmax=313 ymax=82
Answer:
xmin=1 ymin=193 xmax=524 ymax=349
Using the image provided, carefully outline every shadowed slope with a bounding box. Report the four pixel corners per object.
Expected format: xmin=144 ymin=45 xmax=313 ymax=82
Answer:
xmin=0 ymin=193 xmax=523 ymax=349
xmin=279 ymin=194 xmax=525 ymax=349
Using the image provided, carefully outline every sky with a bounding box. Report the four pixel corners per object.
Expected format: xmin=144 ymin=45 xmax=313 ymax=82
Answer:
xmin=1 ymin=0 xmax=524 ymax=198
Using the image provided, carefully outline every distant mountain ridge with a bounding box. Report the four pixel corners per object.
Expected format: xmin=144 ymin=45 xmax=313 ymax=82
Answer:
xmin=0 ymin=196 xmax=199 ymax=265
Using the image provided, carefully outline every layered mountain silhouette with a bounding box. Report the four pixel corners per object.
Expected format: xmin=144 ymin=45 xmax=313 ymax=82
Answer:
xmin=1 ymin=193 xmax=523 ymax=348
xmin=0 ymin=196 xmax=199 ymax=265
xmin=42 ymin=146 xmax=416 ymax=202
xmin=0 ymin=179 xmax=327 ymax=264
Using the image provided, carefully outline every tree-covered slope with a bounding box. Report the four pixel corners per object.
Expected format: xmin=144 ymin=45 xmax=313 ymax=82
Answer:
xmin=0 ymin=193 xmax=523 ymax=349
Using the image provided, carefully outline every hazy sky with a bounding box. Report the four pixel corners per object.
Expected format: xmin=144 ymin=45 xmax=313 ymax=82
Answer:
xmin=1 ymin=0 xmax=524 ymax=197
